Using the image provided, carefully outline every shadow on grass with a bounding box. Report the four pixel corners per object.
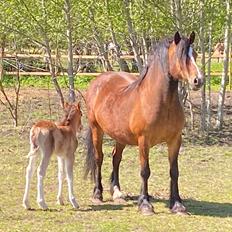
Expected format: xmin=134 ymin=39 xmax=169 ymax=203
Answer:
xmin=90 ymin=203 xmax=133 ymax=211
xmin=126 ymin=195 xmax=232 ymax=218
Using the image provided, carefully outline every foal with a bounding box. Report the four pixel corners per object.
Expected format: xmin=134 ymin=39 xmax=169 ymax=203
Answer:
xmin=23 ymin=102 xmax=82 ymax=210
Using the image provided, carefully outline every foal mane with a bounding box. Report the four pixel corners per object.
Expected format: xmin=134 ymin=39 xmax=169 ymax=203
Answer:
xmin=58 ymin=105 xmax=78 ymax=126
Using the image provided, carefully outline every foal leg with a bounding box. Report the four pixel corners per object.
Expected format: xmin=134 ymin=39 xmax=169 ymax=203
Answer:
xmin=91 ymin=126 xmax=104 ymax=203
xmin=167 ymin=136 xmax=186 ymax=214
xmin=57 ymin=156 xmax=65 ymax=206
xmin=110 ymin=142 xmax=125 ymax=202
xmin=37 ymin=153 xmax=51 ymax=210
xmin=65 ymin=154 xmax=79 ymax=209
xmin=138 ymin=136 xmax=154 ymax=215
xmin=23 ymin=155 xmax=38 ymax=209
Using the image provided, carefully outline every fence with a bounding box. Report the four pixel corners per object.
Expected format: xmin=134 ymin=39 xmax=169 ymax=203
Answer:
xmin=2 ymin=53 xmax=232 ymax=88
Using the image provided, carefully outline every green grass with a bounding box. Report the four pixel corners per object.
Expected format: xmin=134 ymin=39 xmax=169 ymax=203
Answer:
xmin=0 ymin=88 xmax=232 ymax=232
xmin=1 ymin=74 xmax=94 ymax=89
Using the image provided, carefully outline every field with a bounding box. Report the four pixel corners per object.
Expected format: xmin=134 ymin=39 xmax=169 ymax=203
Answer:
xmin=0 ymin=87 xmax=232 ymax=232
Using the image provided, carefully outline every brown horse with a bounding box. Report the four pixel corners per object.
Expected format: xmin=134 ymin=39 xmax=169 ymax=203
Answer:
xmin=23 ymin=102 xmax=82 ymax=210
xmin=84 ymin=32 xmax=203 ymax=215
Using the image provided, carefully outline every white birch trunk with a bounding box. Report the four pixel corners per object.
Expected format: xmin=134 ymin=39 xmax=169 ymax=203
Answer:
xmin=64 ymin=0 xmax=75 ymax=102
xmin=199 ymin=0 xmax=206 ymax=132
xmin=123 ymin=0 xmax=143 ymax=73
xmin=216 ymin=0 xmax=231 ymax=129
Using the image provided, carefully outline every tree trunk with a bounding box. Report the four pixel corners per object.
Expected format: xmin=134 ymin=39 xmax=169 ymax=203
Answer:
xmin=89 ymin=7 xmax=113 ymax=72
xmin=123 ymin=0 xmax=143 ymax=73
xmin=64 ymin=0 xmax=76 ymax=102
xmin=206 ymin=20 xmax=212 ymax=139
xmin=44 ymin=38 xmax=65 ymax=108
xmin=199 ymin=0 xmax=206 ymax=132
xmin=105 ymin=0 xmax=129 ymax=72
xmin=171 ymin=0 xmax=183 ymax=32
xmin=216 ymin=0 xmax=231 ymax=129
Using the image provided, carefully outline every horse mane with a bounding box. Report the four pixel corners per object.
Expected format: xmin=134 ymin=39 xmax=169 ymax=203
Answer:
xmin=124 ymin=35 xmax=191 ymax=91
xmin=142 ymin=36 xmax=191 ymax=82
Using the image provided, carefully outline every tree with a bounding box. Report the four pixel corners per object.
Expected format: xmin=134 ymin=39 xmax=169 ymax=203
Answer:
xmin=216 ymin=0 xmax=231 ymax=129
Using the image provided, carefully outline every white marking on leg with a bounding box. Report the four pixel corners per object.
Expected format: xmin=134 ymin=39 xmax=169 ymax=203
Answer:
xmin=65 ymin=156 xmax=79 ymax=209
xmin=113 ymin=186 xmax=123 ymax=200
xmin=57 ymin=156 xmax=65 ymax=205
xmin=23 ymin=155 xmax=37 ymax=209
xmin=37 ymin=154 xmax=50 ymax=210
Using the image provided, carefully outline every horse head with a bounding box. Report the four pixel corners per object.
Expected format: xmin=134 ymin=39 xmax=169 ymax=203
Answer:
xmin=168 ymin=31 xmax=204 ymax=90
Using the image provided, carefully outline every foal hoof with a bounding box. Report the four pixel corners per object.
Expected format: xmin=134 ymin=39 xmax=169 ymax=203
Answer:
xmin=23 ymin=200 xmax=31 ymax=210
xmin=57 ymin=198 xmax=65 ymax=206
xmin=139 ymin=200 xmax=154 ymax=216
xmin=171 ymin=202 xmax=187 ymax=215
xmin=37 ymin=200 xmax=48 ymax=210
xmin=70 ymin=199 xmax=79 ymax=209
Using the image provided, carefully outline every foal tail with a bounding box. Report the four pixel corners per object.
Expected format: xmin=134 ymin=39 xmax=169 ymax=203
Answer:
xmin=84 ymin=127 xmax=96 ymax=181
xmin=27 ymin=127 xmax=40 ymax=158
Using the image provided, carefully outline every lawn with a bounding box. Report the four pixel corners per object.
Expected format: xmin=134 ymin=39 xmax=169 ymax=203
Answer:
xmin=0 ymin=87 xmax=231 ymax=232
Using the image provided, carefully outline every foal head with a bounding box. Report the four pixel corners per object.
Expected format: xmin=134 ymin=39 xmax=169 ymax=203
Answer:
xmin=63 ymin=102 xmax=82 ymax=133
xmin=168 ymin=31 xmax=203 ymax=90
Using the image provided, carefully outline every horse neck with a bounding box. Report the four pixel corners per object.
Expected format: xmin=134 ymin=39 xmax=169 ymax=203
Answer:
xmin=139 ymin=60 xmax=179 ymax=105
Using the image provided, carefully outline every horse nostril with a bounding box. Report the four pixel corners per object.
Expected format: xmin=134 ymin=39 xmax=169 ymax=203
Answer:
xmin=194 ymin=78 xmax=199 ymax=85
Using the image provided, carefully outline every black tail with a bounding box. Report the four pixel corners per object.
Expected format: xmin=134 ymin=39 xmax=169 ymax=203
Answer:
xmin=84 ymin=127 xmax=96 ymax=181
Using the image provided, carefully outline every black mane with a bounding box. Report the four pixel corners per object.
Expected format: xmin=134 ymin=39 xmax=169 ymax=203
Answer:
xmin=125 ymin=36 xmax=191 ymax=91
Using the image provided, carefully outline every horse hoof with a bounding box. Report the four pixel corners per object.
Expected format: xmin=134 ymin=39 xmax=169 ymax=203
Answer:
xmin=171 ymin=202 xmax=187 ymax=214
xmin=139 ymin=201 xmax=154 ymax=216
xmin=37 ymin=201 xmax=48 ymax=210
xmin=92 ymin=198 xmax=103 ymax=205
xmin=71 ymin=199 xmax=79 ymax=209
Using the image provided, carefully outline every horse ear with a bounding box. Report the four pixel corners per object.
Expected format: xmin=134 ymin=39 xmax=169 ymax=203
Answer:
xmin=189 ymin=31 xmax=195 ymax=44
xmin=174 ymin=31 xmax=181 ymax=45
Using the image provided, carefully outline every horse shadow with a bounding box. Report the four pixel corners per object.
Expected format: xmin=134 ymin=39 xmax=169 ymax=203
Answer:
xmin=127 ymin=195 xmax=232 ymax=217
xmin=87 ymin=201 xmax=133 ymax=212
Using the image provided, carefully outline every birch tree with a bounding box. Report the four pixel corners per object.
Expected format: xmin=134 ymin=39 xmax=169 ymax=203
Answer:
xmin=216 ymin=0 xmax=231 ymax=129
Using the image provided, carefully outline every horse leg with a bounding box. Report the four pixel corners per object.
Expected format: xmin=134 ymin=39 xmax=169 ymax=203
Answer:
xmin=64 ymin=154 xmax=79 ymax=209
xmin=92 ymin=125 xmax=104 ymax=203
xmin=23 ymin=155 xmax=38 ymax=209
xmin=168 ymin=136 xmax=186 ymax=214
xmin=110 ymin=142 xmax=125 ymax=202
xmin=138 ymin=136 xmax=154 ymax=215
xmin=57 ymin=156 xmax=65 ymax=206
xmin=37 ymin=152 xmax=51 ymax=210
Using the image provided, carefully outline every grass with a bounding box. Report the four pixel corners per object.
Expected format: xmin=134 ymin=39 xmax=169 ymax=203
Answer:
xmin=0 ymin=85 xmax=232 ymax=232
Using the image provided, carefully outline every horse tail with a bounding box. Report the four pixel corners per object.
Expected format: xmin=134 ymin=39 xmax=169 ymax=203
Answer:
xmin=27 ymin=127 xmax=40 ymax=158
xmin=84 ymin=127 xmax=96 ymax=181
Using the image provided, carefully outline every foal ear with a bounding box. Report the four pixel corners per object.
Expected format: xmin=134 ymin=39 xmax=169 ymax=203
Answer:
xmin=77 ymin=102 xmax=81 ymax=110
xmin=63 ymin=102 xmax=69 ymax=109
xmin=174 ymin=31 xmax=181 ymax=45
xmin=189 ymin=31 xmax=195 ymax=44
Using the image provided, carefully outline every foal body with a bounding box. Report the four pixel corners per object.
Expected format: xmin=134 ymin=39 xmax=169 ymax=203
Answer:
xmin=85 ymin=32 xmax=203 ymax=215
xmin=23 ymin=103 xmax=82 ymax=210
